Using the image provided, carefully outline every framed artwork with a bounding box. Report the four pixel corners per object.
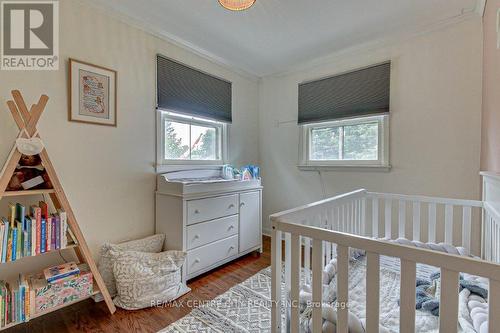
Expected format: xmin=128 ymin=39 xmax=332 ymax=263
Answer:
xmin=69 ymin=58 xmax=117 ymax=126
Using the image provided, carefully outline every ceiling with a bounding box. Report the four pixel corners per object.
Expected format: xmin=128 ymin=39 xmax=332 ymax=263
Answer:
xmin=89 ymin=0 xmax=481 ymax=77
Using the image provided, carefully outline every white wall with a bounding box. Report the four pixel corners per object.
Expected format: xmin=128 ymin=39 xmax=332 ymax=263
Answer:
xmin=259 ymin=18 xmax=483 ymax=235
xmin=0 ymin=0 xmax=259 ymax=279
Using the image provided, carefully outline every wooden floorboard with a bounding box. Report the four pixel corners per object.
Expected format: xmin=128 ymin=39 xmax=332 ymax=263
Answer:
xmin=5 ymin=236 xmax=271 ymax=333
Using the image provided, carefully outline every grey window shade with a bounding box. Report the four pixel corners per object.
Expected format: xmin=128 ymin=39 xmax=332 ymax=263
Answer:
xmin=157 ymin=55 xmax=232 ymax=123
xmin=298 ymin=62 xmax=390 ymax=124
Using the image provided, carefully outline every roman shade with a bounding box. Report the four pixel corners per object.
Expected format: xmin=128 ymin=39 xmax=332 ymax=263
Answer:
xmin=157 ymin=55 xmax=232 ymax=123
xmin=298 ymin=62 xmax=390 ymax=124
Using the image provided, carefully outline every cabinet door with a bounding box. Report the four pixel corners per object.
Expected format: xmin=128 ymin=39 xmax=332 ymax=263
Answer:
xmin=239 ymin=191 xmax=261 ymax=252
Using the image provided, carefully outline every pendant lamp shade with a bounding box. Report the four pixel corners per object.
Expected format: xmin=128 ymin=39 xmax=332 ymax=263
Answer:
xmin=219 ymin=0 xmax=256 ymax=11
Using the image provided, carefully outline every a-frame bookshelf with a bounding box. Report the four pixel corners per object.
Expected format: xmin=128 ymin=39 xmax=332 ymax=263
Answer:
xmin=0 ymin=90 xmax=116 ymax=330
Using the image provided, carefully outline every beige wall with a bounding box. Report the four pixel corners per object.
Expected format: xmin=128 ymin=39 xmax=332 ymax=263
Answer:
xmin=0 ymin=0 xmax=259 ymax=279
xmin=259 ymin=18 xmax=483 ymax=235
xmin=481 ymin=0 xmax=500 ymax=171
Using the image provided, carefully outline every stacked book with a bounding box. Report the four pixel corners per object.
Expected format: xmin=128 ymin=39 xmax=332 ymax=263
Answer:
xmin=0 ymin=263 xmax=91 ymax=328
xmin=0 ymin=202 xmax=70 ymax=263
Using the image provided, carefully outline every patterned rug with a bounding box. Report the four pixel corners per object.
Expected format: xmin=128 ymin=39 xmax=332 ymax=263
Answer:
xmin=159 ymin=267 xmax=276 ymax=333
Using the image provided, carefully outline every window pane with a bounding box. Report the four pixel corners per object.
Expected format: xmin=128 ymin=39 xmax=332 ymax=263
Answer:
xmin=343 ymin=122 xmax=378 ymax=160
xmin=191 ymin=124 xmax=217 ymax=160
xmin=310 ymin=127 xmax=340 ymax=160
xmin=164 ymin=120 xmax=190 ymax=159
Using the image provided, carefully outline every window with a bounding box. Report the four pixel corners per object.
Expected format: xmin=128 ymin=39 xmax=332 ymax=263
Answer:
xmin=299 ymin=115 xmax=389 ymax=168
xmin=157 ymin=111 xmax=227 ymax=165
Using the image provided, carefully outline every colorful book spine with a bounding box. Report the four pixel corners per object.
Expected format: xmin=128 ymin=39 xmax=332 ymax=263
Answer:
xmin=16 ymin=221 xmax=22 ymax=259
xmin=30 ymin=217 xmax=36 ymax=257
xmin=1 ymin=221 xmax=7 ymax=263
xmin=54 ymin=216 xmax=60 ymax=250
xmin=40 ymin=219 xmax=46 ymax=254
xmin=50 ymin=217 xmax=56 ymax=251
xmin=31 ymin=206 xmax=41 ymax=255
xmin=46 ymin=217 xmax=52 ymax=252
xmin=39 ymin=201 xmax=48 ymax=221
xmin=58 ymin=210 xmax=67 ymax=248
xmin=8 ymin=203 xmax=16 ymax=227
xmin=11 ymin=227 xmax=17 ymax=261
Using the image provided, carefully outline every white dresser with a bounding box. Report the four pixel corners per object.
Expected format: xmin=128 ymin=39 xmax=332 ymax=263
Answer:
xmin=155 ymin=166 xmax=262 ymax=281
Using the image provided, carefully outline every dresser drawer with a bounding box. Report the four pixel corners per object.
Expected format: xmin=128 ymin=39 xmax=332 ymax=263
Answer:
xmin=187 ymin=194 xmax=238 ymax=225
xmin=187 ymin=215 xmax=238 ymax=250
xmin=187 ymin=235 xmax=238 ymax=276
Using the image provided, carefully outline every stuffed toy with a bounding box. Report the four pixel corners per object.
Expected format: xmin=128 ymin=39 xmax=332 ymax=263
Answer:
xmin=6 ymin=154 xmax=52 ymax=191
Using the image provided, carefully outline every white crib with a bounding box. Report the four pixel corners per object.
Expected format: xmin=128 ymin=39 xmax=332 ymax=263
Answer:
xmin=270 ymin=173 xmax=500 ymax=333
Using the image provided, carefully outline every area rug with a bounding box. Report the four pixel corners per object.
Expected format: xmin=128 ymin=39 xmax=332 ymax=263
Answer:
xmin=159 ymin=267 xmax=276 ymax=333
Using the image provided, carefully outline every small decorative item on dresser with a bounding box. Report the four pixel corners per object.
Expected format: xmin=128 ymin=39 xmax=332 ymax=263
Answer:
xmin=69 ymin=58 xmax=117 ymax=127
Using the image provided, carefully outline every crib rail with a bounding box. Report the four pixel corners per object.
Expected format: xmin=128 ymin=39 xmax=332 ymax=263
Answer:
xmin=270 ymin=189 xmax=500 ymax=333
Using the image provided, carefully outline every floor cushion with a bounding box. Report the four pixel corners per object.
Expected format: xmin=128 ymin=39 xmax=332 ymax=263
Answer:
xmin=98 ymin=234 xmax=165 ymax=298
xmin=110 ymin=249 xmax=190 ymax=310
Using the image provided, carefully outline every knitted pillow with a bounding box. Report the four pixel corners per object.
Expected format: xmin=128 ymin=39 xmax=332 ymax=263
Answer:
xmin=97 ymin=234 xmax=165 ymax=298
xmin=110 ymin=249 xmax=190 ymax=310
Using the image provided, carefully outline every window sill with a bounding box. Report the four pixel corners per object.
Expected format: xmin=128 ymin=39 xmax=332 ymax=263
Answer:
xmin=297 ymin=164 xmax=392 ymax=172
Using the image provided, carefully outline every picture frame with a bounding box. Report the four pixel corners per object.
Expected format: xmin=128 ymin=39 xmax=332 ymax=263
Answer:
xmin=69 ymin=58 xmax=117 ymax=127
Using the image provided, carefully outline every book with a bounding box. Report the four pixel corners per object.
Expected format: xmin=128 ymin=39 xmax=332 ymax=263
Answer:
xmin=11 ymin=227 xmax=17 ymax=261
xmin=8 ymin=203 xmax=16 ymax=227
xmin=15 ymin=221 xmax=22 ymax=259
xmin=29 ymin=216 xmax=36 ymax=257
xmin=43 ymin=262 xmax=80 ymax=283
xmin=1 ymin=220 xmax=8 ymax=263
xmin=39 ymin=201 xmax=48 ymax=221
xmin=40 ymin=219 xmax=46 ymax=254
xmin=46 ymin=216 xmax=52 ymax=252
xmin=54 ymin=215 xmax=60 ymax=250
xmin=15 ymin=204 xmax=25 ymax=230
xmin=58 ymin=210 xmax=67 ymax=248
xmin=50 ymin=217 xmax=56 ymax=251
xmin=30 ymin=206 xmax=41 ymax=255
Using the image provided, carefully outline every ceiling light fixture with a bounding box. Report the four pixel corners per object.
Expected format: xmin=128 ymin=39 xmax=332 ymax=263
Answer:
xmin=218 ymin=0 xmax=256 ymax=11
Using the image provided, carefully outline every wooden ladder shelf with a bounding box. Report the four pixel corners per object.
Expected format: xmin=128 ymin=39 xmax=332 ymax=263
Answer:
xmin=0 ymin=90 xmax=116 ymax=329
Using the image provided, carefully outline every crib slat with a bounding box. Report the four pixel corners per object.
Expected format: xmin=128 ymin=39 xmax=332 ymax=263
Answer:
xmin=337 ymin=245 xmax=349 ymax=333
xmin=312 ymin=239 xmax=323 ymax=333
xmin=413 ymin=201 xmax=421 ymax=241
xmin=439 ymin=268 xmax=459 ymax=333
xmin=271 ymin=228 xmax=282 ymax=333
xmin=428 ymin=203 xmax=437 ymax=243
xmin=372 ymin=197 xmax=379 ymax=238
xmin=489 ymin=279 xmax=500 ymax=333
xmin=361 ymin=197 xmax=366 ymax=236
xmin=445 ymin=205 xmax=453 ymax=244
xmin=462 ymin=206 xmax=472 ymax=250
xmin=285 ymin=233 xmax=291 ymax=292
xmin=366 ymin=252 xmax=380 ymax=332
xmin=399 ymin=200 xmax=406 ymax=238
xmin=290 ymin=234 xmax=301 ymax=333
xmin=400 ymin=260 xmax=416 ymax=332
xmin=385 ymin=200 xmax=392 ymax=239
xmin=304 ymin=237 xmax=311 ymax=284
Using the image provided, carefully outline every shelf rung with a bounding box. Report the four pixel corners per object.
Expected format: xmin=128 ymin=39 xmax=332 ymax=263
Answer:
xmin=0 ymin=243 xmax=78 ymax=266
xmin=2 ymin=189 xmax=55 ymax=197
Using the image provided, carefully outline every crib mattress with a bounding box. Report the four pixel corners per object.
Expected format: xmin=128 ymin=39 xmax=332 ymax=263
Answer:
xmin=298 ymin=256 xmax=479 ymax=333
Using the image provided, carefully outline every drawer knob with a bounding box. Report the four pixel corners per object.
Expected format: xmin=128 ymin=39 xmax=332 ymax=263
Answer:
xmin=240 ymin=202 xmax=245 ymax=207
xmin=194 ymin=258 xmax=201 ymax=264
xmin=228 ymin=204 xmax=235 ymax=209
xmin=194 ymin=234 xmax=200 ymax=239
xmin=194 ymin=209 xmax=200 ymax=214
xmin=228 ymin=225 xmax=234 ymax=230
xmin=229 ymin=246 xmax=235 ymax=251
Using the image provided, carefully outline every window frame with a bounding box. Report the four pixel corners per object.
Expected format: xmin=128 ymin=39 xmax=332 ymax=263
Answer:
xmin=298 ymin=115 xmax=390 ymax=169
xmin=156 ymin=110 xmax=228 ymax=167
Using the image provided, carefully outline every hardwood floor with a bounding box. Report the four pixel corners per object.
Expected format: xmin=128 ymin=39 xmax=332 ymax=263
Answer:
xmin=6 ymin=236 xmax=271 ymax=333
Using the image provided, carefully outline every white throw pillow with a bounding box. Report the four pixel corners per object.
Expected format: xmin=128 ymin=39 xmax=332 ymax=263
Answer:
xmin=110 ymin=249 xmax=190 ymax=310
xmin=98 ymin=234 xmax=165 ymax=298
